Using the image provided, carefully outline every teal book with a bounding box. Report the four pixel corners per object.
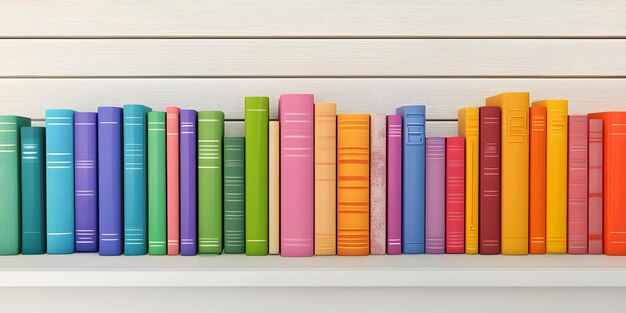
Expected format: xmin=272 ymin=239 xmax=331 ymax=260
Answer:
xmin=148 ymin=112 xmax=167 ymax=255
xmin=224 ymin=137 xmax=245 ymax=254
xmin=123 ymin=104 xmax=152 ymax=255
xmin=20 ymin=126 xmax=46 ymax=254
xmin=0 ymin=116 xmax=31 ymax=255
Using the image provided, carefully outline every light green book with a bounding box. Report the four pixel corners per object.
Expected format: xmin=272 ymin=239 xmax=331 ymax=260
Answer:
xmin=148 ymin=112 xmax=167 ymax=255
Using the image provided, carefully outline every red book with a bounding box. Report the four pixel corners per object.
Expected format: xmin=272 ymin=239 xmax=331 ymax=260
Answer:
xmin=568 ymin=115 xmax=588 ymax=254
xmin=166 ymin=106 xmax=180 ymax=255
xmin=588 ymin=118 xmax=603 ymax=254
xmin=478 ymin=106 xmax=501 ymax=255
xmin=445 ymin=137 xmax=465 ymax=254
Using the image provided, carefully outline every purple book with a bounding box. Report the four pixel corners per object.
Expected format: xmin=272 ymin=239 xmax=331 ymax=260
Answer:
xmin=74 ymin=112 xmax=98 ymax=252
xmin=180 ymin=110 xmax=198 ymax=256
xmin=386 ymin=115 xmax=402 ymax=255
xmin=425 ymin=137 xmax=446 ymax=254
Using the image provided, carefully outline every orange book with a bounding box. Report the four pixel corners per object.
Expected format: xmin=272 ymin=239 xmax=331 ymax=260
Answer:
xmin=337 ymin=114 xmax=370 ymax=256
xmin=529 ymin=106 xmax=547 ymax=254
xmin=314 ymin=103 xmax=337 ymax=255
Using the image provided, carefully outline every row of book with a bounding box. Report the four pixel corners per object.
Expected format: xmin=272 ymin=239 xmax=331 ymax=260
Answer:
xmin=1 ymin=92 xmax=625 ymax=256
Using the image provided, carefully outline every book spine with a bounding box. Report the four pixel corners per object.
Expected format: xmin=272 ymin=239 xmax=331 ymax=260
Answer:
xmin=244 ymin=97 xmax=269 ymax=255
xmin=386 ymin=115 xmax=402 ymax=255
xmin=74 ymin=112 xmax=98 ymax=253
xmin=529 ymin=106 xmax=547 ymax=254
xmin=180 ymin=110 xmax=198 ymax=256
xmin=479 ymin=106 xmax=501 ymax=255
xmin=588 ymin=118 xmax=603 ymax=255
xmin=279 ymin=94 xmax=314 ymax=257
xmin=458 ymin=107 xmax=479 ymax=254
xmin=269 ymin=121 xmax=280 ymax=255
xmin=445 ymin=137 xmax=465 ymax=254
xmin=395 ymin=105 xmax=426 ymax=254
xmin=370 ymin=113 xmax=387 ymax=255
xmin=122 ymin=104 xmax=150 ymax=255
xmin=314 ymin=103 xmax=337 ymax=256
xmin=45 ymin=110 xmax=74 ymax=254
xmin=166 ymin=107 xmax=181 ymax=255
xmin=148 ymin=112 xmax=167 ymax=255
xmin=198 ymin=111 xmax=224 ymax=254
xmin=20 ymin=126 xmax=46 ymax=254
xmin=425 ymin=137 xmax=445 ymax=254
xmin=98 ymin=107 xmax=123 ymax=256
xmin=568 ymin=115 xmax=588 ymax=254
xmin=224 ymin=137 xmax=245 ymax=254
xmin=337 ymin=114 xmax=370 ymax=256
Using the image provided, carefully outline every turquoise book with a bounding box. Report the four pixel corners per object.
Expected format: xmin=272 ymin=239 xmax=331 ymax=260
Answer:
xmin=20 ymin=126 xmax=46 ymax=254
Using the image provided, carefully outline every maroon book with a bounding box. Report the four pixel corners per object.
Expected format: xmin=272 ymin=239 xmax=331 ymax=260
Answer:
xmin=479 ymin=106 xmax=501 ymax=255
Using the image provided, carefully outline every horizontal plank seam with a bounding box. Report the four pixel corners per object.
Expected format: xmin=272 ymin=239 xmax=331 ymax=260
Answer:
xmin=1 ymin=36 xmax=626 ymax=40
xmin=2 ymin=76 xmax=625 ymax=79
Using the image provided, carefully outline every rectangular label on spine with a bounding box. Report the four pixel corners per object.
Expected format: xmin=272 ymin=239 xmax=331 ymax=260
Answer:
xmin=269 ymin=122 xmax=280 ymax=255
xmin=166 ymin=107 xmax=180 ymax=255
xmin=529 ymin=106 xmax=547 ymax=254
xmin=314 ymin=103 xmax=337 ymax=255
xmin=148 ymin=112 xmax=167 ymax=255
xmin=386 ymin=115 xmax=402 ymax=255
xmin=370 ymin=113 xmax=387 ymax=255
xmin=568 ymin=115 xmax=588 ymax=254
xmin=458 ymin=107 xmax=479 ymax=254
xmin=588 ymin=119 xmax=603 ymax=254
xmin=74 ymin=112 xmax=98 ymax=253
xmin=180 ymin=110 xmax=198 ymax=256
xmin=445 ymin=137 xmax=465 ymax=254
xmin=425 ymin=137 xmax=445 ymax=254
xmin=479 ymin=106 xmax=501 ymax=255
xmin=224 ymin=137 xmax=245 ymax=254
xmin=21 ymin=126 xmax=45 ymax=254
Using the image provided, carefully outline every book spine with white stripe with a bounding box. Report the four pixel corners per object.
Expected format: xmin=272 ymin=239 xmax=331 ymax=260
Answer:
xmin=147 ymin=112 xmax=167 ymax=255
xmin=74 ymin=112 xmax=98 ymax=252
xmin=180 ymin=110 xmax=198 ymax=256
xmin=224 ymin=137 xmax=245 ymax=254
xmin=166 ymin=106 xmax=181 ymax=255
xmin=20 ymin=126 xmax=45 ymax=254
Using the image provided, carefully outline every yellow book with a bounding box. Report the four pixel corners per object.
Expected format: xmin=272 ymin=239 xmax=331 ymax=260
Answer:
xmin=458 ymin=107 xmax=479 ymax=254
xmin=531 ymin=100 xmax=568 ymax=254
xmin=269 ymin=121 xmax=280 ymax=255
xmin=314 ymin=102 xmax=337 ymax=255
xmin=486 ymin=92 xmax=529 ymax=255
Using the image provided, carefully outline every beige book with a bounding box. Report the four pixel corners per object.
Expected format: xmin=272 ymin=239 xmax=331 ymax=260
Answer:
xmin=269 ymin=121 xmax=280 ymax=254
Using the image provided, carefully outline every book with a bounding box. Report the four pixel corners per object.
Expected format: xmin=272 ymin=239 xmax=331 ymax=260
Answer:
xmin=445 ymin=137 xmax=465 ymax=254
xmin=198 ymin=111 xmax=225 ymax=254
xmin=279 ymin=94 xmax=314 ymax=257
xmin=224 ymin=137 xmax=245 ymax=254
xmin=395 ymin=105 xmax=426 ymax=254
xmin=98 ymin=107 xmax=123 ymax=256
xmin=529 ymin=106 xmax=547 ymax=254
xmin=122 ymin=104 xmax=151 ymax=256
xmin=74 ymin=112 xmax=98 ymax=253
xmin=568 ymin=115 xmax=588 ymax=254
xmin=458 ymin=107 xmax=479 ymax=254
xmin=337 ymin=114 xmax=370 ymax=256
xmin=166 ymin=106 xmax=181 ymax=255
xmin=314 ymin=102 xmax=337 ymax=256
xmin=531 ymin=100 xmax=568 ymax=254
xmin=147 ymin=111 xmax=167 ymax=255
xmin=588 ymin=118 xmax=603 ymax=255
xmin=244 ymin=97 xmax=269 ymax=256
xmin=180 ymin=110 xmax=198 ymax=256
xmin=386 ymin=115 xmax=402 ymax=255
xmin=479 ymin=106 xmax=501 ymax=255
xmin=45 ymin=110 xmax=74 ymax=254
xmin=269 ymin=121 xmax=280 ymax=255
xmin=425 ymin=137 xmax=445 ymax=254
xmin=20 ymin=126 xmax=46 ymax=254
xmin=370 ymin=113 xmax=387 ymax=255
xmin=487 ymin=93 xmax=529 ymax=255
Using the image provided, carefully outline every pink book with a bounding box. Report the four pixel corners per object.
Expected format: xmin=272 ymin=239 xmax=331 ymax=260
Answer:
xmin=588 ymin=119 xmax=603 ymax=254
xmin=445 ymin=137 xmax=465 ymax=254
xmin=166 ymin=106 xmax=180 ymax=255
xmin=568 ymin=115 xmax=588 ymax=254
xmin=386 ymin=115 xmax=402 ymax=255
xmin=426 ymin=137 xmax=446 ymax=254
xmin=370 ymin=113 xmax=387 ymax=255
xmin=279 ymin=94 xmax=314 ymax=257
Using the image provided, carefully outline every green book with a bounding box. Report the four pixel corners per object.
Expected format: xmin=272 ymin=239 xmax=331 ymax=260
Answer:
xmin=20 ymin=127 xmax=46 ymax=255
xmin=224 ymin=137 xmax=245 ymax=254
xmin=148 ymin=112 xmax=167 ymax=255
xmin=244 ymin=97 xmax=269 ymax=255
xmin=198 ymin=111 xmax=224 ymax=254
xmin=0 ymin=116 xmax=31 ymax=255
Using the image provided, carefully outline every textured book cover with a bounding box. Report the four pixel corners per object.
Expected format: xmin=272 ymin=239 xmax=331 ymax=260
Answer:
xmin=98 ymin=107 xmax=123 ymax=256
xmin=123 ymin=104 xmax=151 ymax=256
xmin=337 ymin=114 xmax=370 ymax=256
xmin=224 ymin=137 xmax=245 ymax=254
xmin=370 ymin=113 xmax=387 ymax=255
xmin=198 ymin=111 xmax=225 ymax=254
xmin=568 ymin=115 xmax=588 ymax=254
xmin=386 ymin=115 xmax=402 ymax=255
xmin=479 ymin=106 xmax=501 ymax=255
xmin=529 ymin=106 xmax=547 ymax=254
xmin=532 ymin=100 xmax=568 ymax=254
xmin=395 ymin=105 xmax=426 ymax=254
xmin=280 ymin=94 xmax=314 ymax=257
xmin=487 ymin=93 xmax=530 ymax=255
xmin=244 ymin=97 xmax=269 ymax=256
xmin=45 ymin=110 xmax=74 ymax=254
xmin=458 ymin=107 xmax=479 ymax=254
xmin=180 ymin=110 xmax=198 ymax=256
xmin=314 ymin=103 xmax=337 ymax=256
xmin=269 ymin=121 xmax=280 ymax=255
xmin=425 ymin=137 xmax=445 ymax=254
xmin=445 ymin=137 xmax=465 ymax=254
xmin=166 ymin=107 xmax=181 ymax=255
xmin=74 ymin=112 xmax=98 ymax=253
xmin=21 ymin=126 xmax=46 ymax=254
xmin=588 ymin=118 xmax=603 ymax=255
xmin=148 ymin=112 xmax=167 ymax=255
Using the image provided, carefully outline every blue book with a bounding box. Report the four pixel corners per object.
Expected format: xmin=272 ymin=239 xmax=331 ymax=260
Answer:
xmin=21 ymin=127 xmax=46 ymax=254
xmin=45 ymin=109 xmax=75 ymax=254
xmin=98 ymin=107 xmax=123 ymax=256
xmin=123 ymin=104 xmax=151 ymax=255
xmin=396 ymin=105 xmax=426 ymax=254
xmin=74 ymin=112 xmax=98 ymax=252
